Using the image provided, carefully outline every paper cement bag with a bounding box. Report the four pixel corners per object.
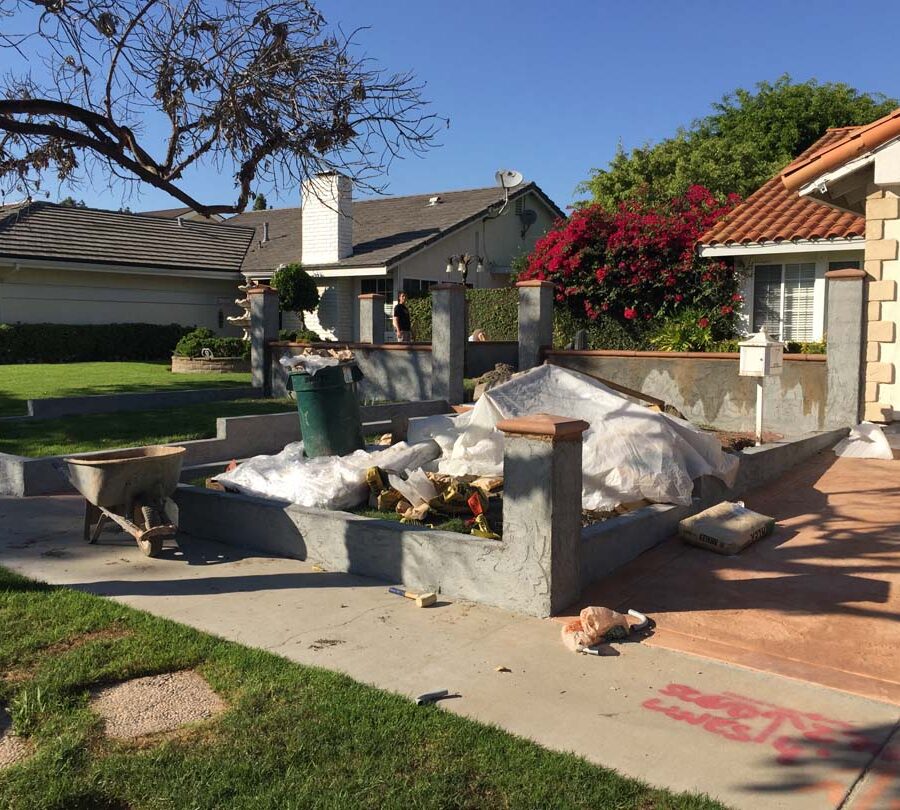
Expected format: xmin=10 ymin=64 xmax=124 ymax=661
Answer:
xmin=679 ymin=501 xmax=774 ymax=555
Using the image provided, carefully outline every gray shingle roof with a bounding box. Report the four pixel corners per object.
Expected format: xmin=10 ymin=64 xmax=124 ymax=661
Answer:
xmin=226 ymin=182 xmax=563 ymax=273
xmin=0 ymin=202 xmax=254 ymax=273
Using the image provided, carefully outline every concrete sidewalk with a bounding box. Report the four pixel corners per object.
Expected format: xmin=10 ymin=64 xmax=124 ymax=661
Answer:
xmin=1 ymin=494 xmax=898 ymax=810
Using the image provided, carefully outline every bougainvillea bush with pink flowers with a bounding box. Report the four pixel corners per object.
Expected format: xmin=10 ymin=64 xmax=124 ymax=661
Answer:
xmin=519 ymin=186 xmax=743 ymax=346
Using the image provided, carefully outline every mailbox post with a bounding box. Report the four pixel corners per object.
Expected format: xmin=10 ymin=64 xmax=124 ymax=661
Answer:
xmin=739 ymin=327 xmax=783 ymax=445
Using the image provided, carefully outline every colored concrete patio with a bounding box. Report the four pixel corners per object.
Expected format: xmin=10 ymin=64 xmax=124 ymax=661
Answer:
xmin=575 ymin=451 xmax=900 ymax=705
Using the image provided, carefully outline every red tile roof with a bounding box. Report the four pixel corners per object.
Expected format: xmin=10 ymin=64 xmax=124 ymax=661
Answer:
xmin=700 ymin=128 xmax=865 ymax=247
xmin=782 ymin=106 xmax=900 ymax=191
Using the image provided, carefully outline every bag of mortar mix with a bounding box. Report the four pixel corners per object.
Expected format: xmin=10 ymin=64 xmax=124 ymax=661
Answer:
xmin=678 ymin=501 xmax=774 ymax=555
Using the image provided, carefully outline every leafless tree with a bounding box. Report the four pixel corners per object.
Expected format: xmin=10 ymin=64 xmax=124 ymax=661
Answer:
xmin=0 ymin=0 xmax=441 ymax=214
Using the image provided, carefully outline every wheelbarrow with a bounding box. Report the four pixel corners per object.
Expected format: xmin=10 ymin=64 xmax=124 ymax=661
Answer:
xmin=58 ymin=446 xmax=186 ymax=557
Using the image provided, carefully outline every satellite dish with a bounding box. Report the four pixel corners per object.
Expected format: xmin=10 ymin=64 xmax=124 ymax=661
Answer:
xmin=495 ymin=169 xmax=524 ymax=189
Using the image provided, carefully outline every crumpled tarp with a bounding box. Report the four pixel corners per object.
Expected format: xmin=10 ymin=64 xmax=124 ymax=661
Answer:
xmin=408 ymin=364 xmax=738 ymax=511
xmin=833 ymin=422 xmax=894 ymax=460
xmin=215 ymin=440 xmax=441 ymax=510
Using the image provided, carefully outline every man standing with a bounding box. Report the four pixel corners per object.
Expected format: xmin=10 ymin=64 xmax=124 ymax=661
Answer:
xmin=393 ymin=291 xmax=412 ymax=343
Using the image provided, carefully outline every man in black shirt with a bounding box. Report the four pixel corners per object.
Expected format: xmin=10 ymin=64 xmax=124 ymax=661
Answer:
xmin=393 ymin=291 xmax=412 ymax=343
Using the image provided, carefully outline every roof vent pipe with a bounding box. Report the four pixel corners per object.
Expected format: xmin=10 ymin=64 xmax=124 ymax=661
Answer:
xmin=177 ymin=216 xmax=184 ymax=227
xmin=262 ymin=221 xmax=269 ymax=242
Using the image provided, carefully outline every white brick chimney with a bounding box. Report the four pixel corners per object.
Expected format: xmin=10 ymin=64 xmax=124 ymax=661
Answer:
xmin=301 ymin=172 xmax=353 ymax=264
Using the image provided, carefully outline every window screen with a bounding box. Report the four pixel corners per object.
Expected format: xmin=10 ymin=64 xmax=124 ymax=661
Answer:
xmin=752 ymin=264 xmax=783 ymax=338
xmin=782 ymin=263 xmax=815 ymax=341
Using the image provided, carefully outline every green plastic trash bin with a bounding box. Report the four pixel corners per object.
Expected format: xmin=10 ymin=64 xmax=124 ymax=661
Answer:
xmin=289 ymin=363 xmax=366 ymax=458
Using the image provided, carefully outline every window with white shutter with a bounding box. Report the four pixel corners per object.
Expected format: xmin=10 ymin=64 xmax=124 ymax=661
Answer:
xmin=751 ymin=262 xmax=816 ymax=341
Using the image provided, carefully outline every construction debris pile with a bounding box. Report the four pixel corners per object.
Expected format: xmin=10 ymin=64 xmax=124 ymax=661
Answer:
xmin=215 ymin=365 xmax=740 ymax=533
xmin=409 ymin=364 xmax=738 ymax=512
xmin=279 ymin=347 xmax=355 ymax=376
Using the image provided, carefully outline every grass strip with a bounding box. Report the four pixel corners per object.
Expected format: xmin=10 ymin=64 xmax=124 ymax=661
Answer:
xmin=0 ymin=567 xmax=724 ymax=810
xmin=0 ymin=361 xmax=251 ymax=418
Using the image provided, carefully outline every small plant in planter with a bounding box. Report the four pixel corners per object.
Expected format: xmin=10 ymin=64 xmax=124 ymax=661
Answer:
xmin=649 ymin=309 xmax=715 ymax=352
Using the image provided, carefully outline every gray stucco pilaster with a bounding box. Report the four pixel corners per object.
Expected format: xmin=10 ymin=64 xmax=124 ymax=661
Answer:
xmin=517 ymin=280 xmax=554 ymax=370
xmin=249 ymin=286 xmax=280 ymax=393
xmin=431 ymin=283 xmax=466 ymax=405
xmin=358 ymin=293 xmax=385 ymax=344
xmin=498 ymin=415 xmax=588 ymax=616
xmin=824 ymin=269 xmax=866 ymax=427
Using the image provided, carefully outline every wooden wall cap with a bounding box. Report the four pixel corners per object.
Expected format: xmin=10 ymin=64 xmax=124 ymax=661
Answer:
xmin=451 ymin=404 xmax=474 ymax=413
xmin=515 ymin=280 xmax=554 ymax=288
xmin=358 ymin=293 xmax=385 ymax=299
xmin=247 ymin=284 xmax=277 ymax=294
xmin=496 ymin=413 xmax=589 ymax=439
xmin=824 ymin=268 xmax=867 ymax=279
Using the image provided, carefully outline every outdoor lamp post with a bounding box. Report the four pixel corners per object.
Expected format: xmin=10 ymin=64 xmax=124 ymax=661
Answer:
xmin=445 ymin=253 xmax=483 ymax=284
xmin=738 ymin=326 xmax=784 ymax=445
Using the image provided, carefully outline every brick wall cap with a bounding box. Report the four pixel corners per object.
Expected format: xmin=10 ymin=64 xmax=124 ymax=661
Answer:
xmin=246 ymin=284 xmax=278 ymax=295
xmin=515 ymin=280 xmax=554 ymax=289
xmin=825 ymin=268 xmax=867 ymax=280
xmin=451 ymin=404 xmax=474 ymax=413
xmin=497 ymin=413 xmax=589 ymax=439
xmin=358 ymin=293 xmax=385 ymax=300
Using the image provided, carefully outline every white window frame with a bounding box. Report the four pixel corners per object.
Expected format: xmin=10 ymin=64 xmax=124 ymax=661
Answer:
xmin=750 ymin=261 xmax=817 ymax=342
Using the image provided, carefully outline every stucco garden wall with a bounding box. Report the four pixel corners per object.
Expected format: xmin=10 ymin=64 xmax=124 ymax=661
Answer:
xmin=545 ymin=350 xmax=827 ymax=435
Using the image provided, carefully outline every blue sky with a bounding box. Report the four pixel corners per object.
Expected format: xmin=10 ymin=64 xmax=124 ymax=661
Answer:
xmin=6 ymin=0 xmax=900 ymax=212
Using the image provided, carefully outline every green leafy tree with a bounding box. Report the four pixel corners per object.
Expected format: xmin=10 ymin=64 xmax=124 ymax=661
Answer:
xmin=59 ymin=196 xmax=87 ymax=207
xmin=581 ymin=76 xmax=898 ymax=208
xmin=272 ymin=263 xmax=320 ymax=328
xmin=252 ymin=193 xmax=268 ymax=211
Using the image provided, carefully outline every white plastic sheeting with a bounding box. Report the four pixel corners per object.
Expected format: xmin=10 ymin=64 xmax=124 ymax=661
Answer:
xmin=408 ymin=365 xmax=739 ymax=511
xmin=833 ymin=422 xmax=895 ymax=460
xmin=215 ymin=440 xmax=441 ymax=510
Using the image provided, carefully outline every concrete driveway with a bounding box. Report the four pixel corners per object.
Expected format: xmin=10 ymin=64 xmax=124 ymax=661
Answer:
xmin=575 ymin=452 xmax=900 ymax=707
xmin=1 ymin=489 xmax=898 ymax=810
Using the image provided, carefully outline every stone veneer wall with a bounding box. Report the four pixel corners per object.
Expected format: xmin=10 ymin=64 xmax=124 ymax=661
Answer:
xmin=864 ymin=185 xmax=899 ymax=421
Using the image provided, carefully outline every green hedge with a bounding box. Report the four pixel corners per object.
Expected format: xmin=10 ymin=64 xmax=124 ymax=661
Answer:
xmin=278 ymin=327 xmax=324 ymax=343
xmin=173 ymin=327 xmax=250 ymax=359
xmin=405 ymin=290 xmax=828 ymax=354
xmin=0 ymin=322 xmax=193 ymax=364
xmin=408 ymin=288 xmax=519 ymax=342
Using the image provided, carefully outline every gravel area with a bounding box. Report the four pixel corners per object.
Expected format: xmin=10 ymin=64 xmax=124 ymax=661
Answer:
xmin=0 ymin=710 xmax=28 ymax=770
xmin=90 ymin=670 xmax=225 ymax=740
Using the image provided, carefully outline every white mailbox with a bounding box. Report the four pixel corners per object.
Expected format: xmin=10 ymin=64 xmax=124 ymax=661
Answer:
xmin=739 ymin=327 xmax=783 ymax=378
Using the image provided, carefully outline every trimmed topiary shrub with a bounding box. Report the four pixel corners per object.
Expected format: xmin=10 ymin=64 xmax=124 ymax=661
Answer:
xmin=174 ymin=327 xmax=250 ymax=359
xmin=0 ymin=322 xmax=192 ymax=364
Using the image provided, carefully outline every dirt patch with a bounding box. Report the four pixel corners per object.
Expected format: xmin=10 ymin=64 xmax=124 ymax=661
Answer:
xmin=714 ymin=429 xmax=782 ymax=452
xmin=0 ymin=710 xmax=29 ymax=770
xmin=90 ymin=670 xmax=226 ymax=740
xmin=42 ymin=626 xmax=132 ymax=658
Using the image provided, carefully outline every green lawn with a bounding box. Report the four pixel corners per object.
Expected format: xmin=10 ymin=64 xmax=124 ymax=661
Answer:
xmin=0 ymin=399 xmax=294 ymax=458
xmin=0 ymin=362 xmax=251 ymax=418
xmin=0 ymin=567 xmax=724 ymax=810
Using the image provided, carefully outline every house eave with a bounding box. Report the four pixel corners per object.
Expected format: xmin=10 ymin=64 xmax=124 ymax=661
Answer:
xmin=0 ymin=255 xmax=243 ymax=279
xmin=698 ymin=237 xmax=865 ymax=258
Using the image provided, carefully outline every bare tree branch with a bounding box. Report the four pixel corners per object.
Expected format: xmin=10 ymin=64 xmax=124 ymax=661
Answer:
xmin=0 ymin=0 xmax=442 ymax=213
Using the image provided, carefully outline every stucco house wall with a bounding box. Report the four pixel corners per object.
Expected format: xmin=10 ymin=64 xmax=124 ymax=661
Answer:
xmin=0 ymin=262 xmax=243 ymax=334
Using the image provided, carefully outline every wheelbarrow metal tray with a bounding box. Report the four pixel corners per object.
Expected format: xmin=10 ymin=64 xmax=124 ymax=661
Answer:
xmin=63 ymin=446 xmax=186 ymax=508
